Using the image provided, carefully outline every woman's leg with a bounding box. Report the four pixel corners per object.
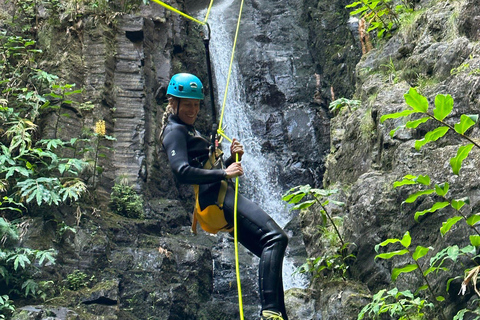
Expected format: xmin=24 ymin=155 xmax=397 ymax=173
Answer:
xmin=223 ymin=187 xmax=289 ymax=319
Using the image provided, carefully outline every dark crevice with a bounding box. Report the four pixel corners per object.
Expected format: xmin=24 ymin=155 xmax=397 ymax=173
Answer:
xmin=82 ymin=297 xmax=118 ymax=306
xmin=126 ymin=30 xmax=144 ymax=43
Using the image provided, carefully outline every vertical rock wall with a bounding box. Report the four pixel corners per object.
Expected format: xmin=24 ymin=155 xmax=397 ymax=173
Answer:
xmin=111 ymin=15 xmax=146 ymax=189
xmin=224 ymin=0 xmax=361 ymax=189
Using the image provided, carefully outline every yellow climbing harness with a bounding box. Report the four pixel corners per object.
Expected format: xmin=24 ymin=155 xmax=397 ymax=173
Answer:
xmin=191 ymin=149 xmax=232 ymax=234
xmin=150 ymin=1 xmax=246 ymax=318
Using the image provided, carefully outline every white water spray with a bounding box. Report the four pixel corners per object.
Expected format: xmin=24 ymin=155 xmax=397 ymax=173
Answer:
xmin=198 ymin=0 xmax=308 ymax=290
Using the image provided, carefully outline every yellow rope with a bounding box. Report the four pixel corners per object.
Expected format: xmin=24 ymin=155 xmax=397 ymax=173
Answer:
xmin=203 ymin=0 xmax=215 ymax=23
xmin=233 ymin=153 xmax=244 ymax=320
xmin=217 ymin=0 xmax=245 ymax=132
xmin=149 ymin=0 xmax=212 ymax=25
xmin=217 ymin=2 xmax=246 ymax=318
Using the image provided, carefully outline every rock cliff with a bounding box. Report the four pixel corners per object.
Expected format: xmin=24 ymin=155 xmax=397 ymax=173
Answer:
xmin=2 ymin=0 xmax=479 ymax=319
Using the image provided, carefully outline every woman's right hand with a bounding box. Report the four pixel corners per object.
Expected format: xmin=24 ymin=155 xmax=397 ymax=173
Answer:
xmin=224 ymin=162 xmax=243 ymax=179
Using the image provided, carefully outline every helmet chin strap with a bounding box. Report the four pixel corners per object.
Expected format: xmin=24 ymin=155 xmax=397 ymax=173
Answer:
xmin=176 ymin=99 xmax=180 ymax=116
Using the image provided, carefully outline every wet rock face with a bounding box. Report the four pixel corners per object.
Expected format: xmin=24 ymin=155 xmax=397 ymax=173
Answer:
xmin=458 ymin=0 xmax=480 ymax=41
xmin=319 ymin=0 xmax=480 ymax=318
xmin=228 ymin=0 xmax=361 ymax=189
xmin=16 ymin=204 xmax=260 ymax=320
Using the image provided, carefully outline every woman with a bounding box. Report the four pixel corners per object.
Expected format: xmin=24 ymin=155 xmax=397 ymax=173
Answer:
xmin=161 ymin=73 xmax=289 ymax=320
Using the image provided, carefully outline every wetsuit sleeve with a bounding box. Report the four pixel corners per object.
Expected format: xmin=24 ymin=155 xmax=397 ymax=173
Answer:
xmin=224 ymin=156 xmax=234 ymax=167
xmin=163 ymin=126 xmax=227 ymax=185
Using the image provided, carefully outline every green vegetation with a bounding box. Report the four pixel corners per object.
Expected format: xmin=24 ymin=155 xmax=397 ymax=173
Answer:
xmin=329 ymin=98 xmax=361 ymax=114
xmin=283 ymin=186 xmax=355 ymax=281
xmin=346 ymin=0 xmax=415 ymax=39
xmin=65 ymin=270 xmax=92 ymax=291
xmin=0 ymin=1 xmax=132 ymax=314
xmin=359 ymin=88 xmax=480 ymax=319
xmin=0 ymin=218 xmax=56 ymax=318
xmin=358 ymin=287 xmax=433 ymax=319
xmin=450 ymin=55 xmax=480 ymax=76
xmin=300 ymin=87 xmax=480 ymax=319
xmin=110 ymin=183 xmax=144 ymax=219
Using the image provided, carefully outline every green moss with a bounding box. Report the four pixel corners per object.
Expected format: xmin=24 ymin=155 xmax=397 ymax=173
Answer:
xmin=360 ymin=108 xmax=376 ymax=140
xmin=110 ymin=183 xmax=144 ymax=219
xmin=398 ymin=8 xmax=426 ymax=35
xmin=415 ymin=74 xmax=440 ymax=90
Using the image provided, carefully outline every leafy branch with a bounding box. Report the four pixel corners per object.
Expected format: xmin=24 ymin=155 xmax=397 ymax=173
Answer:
xmin=375 ymin=231 xmax=447 ymax=320
xmin=369 ymin=87 xmax=480 ymax=319
xmin=283 ymin=185 xmax=346 ymax=248
xmin=283 ymin=185 xmax=355 ymax=280
xmin=381 ymin=88 xmax=479 ymax=175
xmin=346 ymin=0 xmax=413 ymax=38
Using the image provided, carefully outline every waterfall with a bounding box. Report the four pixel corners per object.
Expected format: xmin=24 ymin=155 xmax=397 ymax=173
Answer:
xmin=198 ymin=0 xmax=308 ymax=290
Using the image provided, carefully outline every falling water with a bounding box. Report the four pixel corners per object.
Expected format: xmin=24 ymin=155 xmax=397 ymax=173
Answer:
xmin=198 ymin=0 xmax=308 ymax=290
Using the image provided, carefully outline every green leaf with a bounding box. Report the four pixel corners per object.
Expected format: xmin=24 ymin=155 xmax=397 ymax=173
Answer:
xmin=292 ymin=200 xmax=316 ymax=210
xmin=285 ymin=192 xmax=307 ymax=204
xmin=282 ymin=185 xmax=311 ymax=202
xmin=450 ymin=144 xmax=474 ymax=175
xmin=451 ymin=197 xmax=469 ymax=210
xmin=380 ymin=109 xmax=416 ymax=123
xmin=412 ymin=246 xmax=431 ymax=261
xmin=466 ymin=213 xmax=480 ymax=226
xmin=392 ymin=264 xmax=418 ymax=281
xmin=311 ymin=188 xmax=338 ymax=198
xmin=454 ymin=114 xmax=477 ymax=135
xmin=433 ymin=94 xmax=454 ymax=121
xmin=37 ymin=249 xmax=56 ymax=265
xmin=414 ymin=126 xmax=449 ymax=150
xmin=329 ymin=200 xmax=345 ymax=206
xmin=349 ymin=5 xmax=369 ymax=15
xmin=404 ymin=88 xmax=429 ymax=113
xmin=416 ymin=175 xmax=431 ymax=185
xmin=423 ymin=267 xmax=435 ymax=277
xmin=406 ymin=116 xmax=430 ymax=128
xmin=345 ymin=1 xmax=362 ymax=8
xmin=389 ymin=125 xmax=404 ymax=137
xmin=404 ymin=189 xmax=434 ymax=203
xmin=13 ymin=254 xmax=30 ymax=271
xmin=64 ymin=89 xmax=83 ymax=95
xmin=414 ymin=202 xmax=450 ymax=221
xmin=104 ymin=135 xmax=116 ymax=141
xmin=393 ymin=174 xmax=430 ymax=188
xmin=454 ymin=309 xmax=469 ymax=320
xmin=470 ymin=235 xmax=480 ymax=247
xmin=400 ymin=231 xmax=411 ymax=248
xmin=436 ymin=296 xmax=445 ymax=302
xmin=375 ymin=249 xmax=409 ymax=260
xmin=4 ymin=166 xmax=30 ymax=179
xmin=460 ymin=245 xmax=476 ymax=255
xmin=393 ymin=179 xmax=416 ymax=188
xmin=417 ymin=284 xmax=429 ymax=292
xmin=447 ymin=245 xmax=460 ymax=261
xmin=375 ymin=238 xmax=401 ymax=252
xmin=440 ymin=216 xmax=463 ymax=236
xmin=434 ymin=182 xmax=449 ymax=196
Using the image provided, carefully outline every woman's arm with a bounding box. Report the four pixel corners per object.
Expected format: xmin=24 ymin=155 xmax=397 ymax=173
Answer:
xmin=163 ymin=126 xmax=226 ymax=184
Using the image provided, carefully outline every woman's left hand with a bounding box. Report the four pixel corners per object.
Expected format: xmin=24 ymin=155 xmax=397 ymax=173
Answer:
xmin=230 ymin=138 xmax=244 ymax=161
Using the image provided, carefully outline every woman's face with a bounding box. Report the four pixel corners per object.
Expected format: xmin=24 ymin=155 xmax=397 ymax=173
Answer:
xmin=175 ymin=98 xmax=200 ymax=125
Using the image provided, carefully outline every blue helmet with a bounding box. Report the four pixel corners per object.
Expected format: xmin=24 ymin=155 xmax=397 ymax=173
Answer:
xmin=167 ymin=73 xmax=204 ymax=100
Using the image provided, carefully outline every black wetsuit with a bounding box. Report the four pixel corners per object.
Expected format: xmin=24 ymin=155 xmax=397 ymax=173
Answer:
xmin=162 ymin=114 xmax=289 ymax=319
